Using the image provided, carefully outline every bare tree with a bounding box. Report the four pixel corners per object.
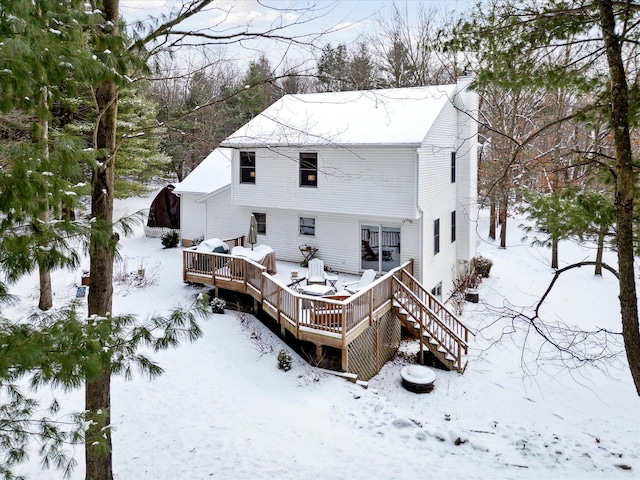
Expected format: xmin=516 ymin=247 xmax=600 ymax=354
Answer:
xmin=450 ymin=0 xmax=640 ymax=395
xmin=371 ymin=3 xmax=457 ymax=87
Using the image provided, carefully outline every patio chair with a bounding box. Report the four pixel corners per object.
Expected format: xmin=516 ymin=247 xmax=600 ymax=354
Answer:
xmin=344 ymin=269 xmax=377 ymax=294
xmin=305 ymin=258 xmax=326 ymax=285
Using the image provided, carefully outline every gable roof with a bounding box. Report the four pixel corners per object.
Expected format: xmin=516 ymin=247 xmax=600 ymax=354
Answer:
xmin=172 ymin=147 xmax=233 ymax=196
xmin=221 ymin=84 xmax=457 ymax=148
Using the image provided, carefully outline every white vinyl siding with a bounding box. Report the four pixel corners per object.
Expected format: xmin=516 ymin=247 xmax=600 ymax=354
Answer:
xmin=232 ymin=146 xmax=417 ymax=219
xmin=417 ymin=99 xmax=460 ymax=293
xmin=455 ymin=85 xmax=479 ymax=266
xmin=201 ymin=200 xmax=420 ymax=275
xmin=203 ymin=189 xmax=244 ymax=241
xmin=178 ymin=193 xmax=206 ymax=244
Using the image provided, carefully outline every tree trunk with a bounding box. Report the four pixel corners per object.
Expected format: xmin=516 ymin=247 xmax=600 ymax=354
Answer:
xmin=499 ymin=197 xmax=507 ymax=248
xmin=85 ymin=370 xmax=112 ymax=480
xmin=551 ymin=235 xmax=558 ymax=270
xmin=85 ymin=77 xmax=118 ymax=480
xmin=595 ymin=227 xmax=605 ymax=276
xmin=86 ymin=1 xmax=119 ymax=478
xmin=489 ymin=196 xmax=496 ymax=240
xmin=598 ymin=0 xmax=640 ymax=396
xmin=37 ymin=215 xmax=53 ymax=311
xmin=37 ymin=98 xmax=52 ymax=311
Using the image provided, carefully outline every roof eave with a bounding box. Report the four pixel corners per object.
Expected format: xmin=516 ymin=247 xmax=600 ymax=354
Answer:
xmin=195 ymin=184 xmax=231 ymax=204
xmin=219 ymin=141 xmax=423 ymax=149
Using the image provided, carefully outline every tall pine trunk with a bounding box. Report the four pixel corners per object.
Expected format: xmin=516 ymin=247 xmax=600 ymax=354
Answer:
xmin=86 ymin=1 xmax=119 ymax=478
xmin=551 ymin=235 xmax=558 ymax=270
xmin=598 ymin=0 xmax=640 ymax=395
xmin=37 ymin=214 xmax=52 ymax=310
xmin=37 ymin=97 xmax=52 ymax=311
xmin=86 ymin=77 xmax=118 ymax=480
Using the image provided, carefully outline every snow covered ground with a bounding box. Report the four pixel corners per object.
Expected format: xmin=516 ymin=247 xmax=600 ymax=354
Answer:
xmin=11 ymin=190 xmax=640 ymax=479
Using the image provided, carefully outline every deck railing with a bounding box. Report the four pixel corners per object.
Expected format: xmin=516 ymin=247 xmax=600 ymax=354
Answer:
xmin=261 ymin=273 xmax=386 ymax=339
xmin=185 ymin=249 xmax=415 ymax=342
xmin=184 ymin=246 xmax=421 ymax=346
xmin=394 ymin=269 xmax=469 ymax=343
xmin=183 ymin=247 xmax=267 ymax=292
xmin=223 ymin=235 xmax=245 ymax=250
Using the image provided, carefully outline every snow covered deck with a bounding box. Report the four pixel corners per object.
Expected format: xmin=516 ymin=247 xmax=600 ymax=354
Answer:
xmin=183 ymin=246 xmax=470 ymax=377
xmin=183 ymin=246 xmax=406 ymax=345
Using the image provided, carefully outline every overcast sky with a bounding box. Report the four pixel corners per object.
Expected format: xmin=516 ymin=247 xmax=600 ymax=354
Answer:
xmin=120 ymin=0 xmax=472 ymax=69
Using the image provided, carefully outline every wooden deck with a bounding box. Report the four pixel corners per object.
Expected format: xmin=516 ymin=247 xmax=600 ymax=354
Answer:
xmin=183 ymin=247 xmax=471 ymax=375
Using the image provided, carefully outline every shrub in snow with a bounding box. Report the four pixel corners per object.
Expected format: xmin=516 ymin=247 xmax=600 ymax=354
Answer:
xmin=471 ymin=255 xmax=493 ymax=278
xmin=277 ymin=349 xmax=292 ymax=371
xmin=210 ymin=297 xmax=226 ymax=314
xmin=161 ymin=230 xmax=180 ymax=248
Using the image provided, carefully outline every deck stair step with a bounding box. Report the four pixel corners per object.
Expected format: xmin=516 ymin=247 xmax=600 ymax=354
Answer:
xmin=392 ymin=271 xmax=470 ymax=374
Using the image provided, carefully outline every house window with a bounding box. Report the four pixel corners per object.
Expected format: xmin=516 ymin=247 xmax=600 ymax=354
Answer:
xmin=434 ymin=218 xmax=440 ymax=255
xmin=451 ymin=151 xmax=456 ymax=183
xmin=431 ymin=282 xmax=442 ymax=300
xmin=252 ymin=212 xmax=266 ymax=235
xmin=299 ymin=217 xmax=315 ymax=236
xmin=300 ymin=152 xmax=317 ymax=187
xmin=451 ymin=211 xmax=456 ymax=243
xmin=240 ymin=151 xmax=256 ymax=184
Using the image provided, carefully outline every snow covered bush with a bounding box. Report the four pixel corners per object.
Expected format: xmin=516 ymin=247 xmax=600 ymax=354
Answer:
xmin=161 ymin=230 xmax=180 ymax=248
xmin=277 ymin=349 xmax=292 ymax=371
xmin=471 ymin=255 xmax=493 ymax=278
xmin=210 ymin=297 xmax=226 ymax=314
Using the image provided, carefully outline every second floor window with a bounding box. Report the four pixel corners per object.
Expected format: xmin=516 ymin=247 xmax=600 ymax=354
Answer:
xmin=451 ymin=211 xmax=456 ymax=243
xmin=451 ymin=151 xmax=456 ymax=183
xmin=434 ymin=218 xmax=440 ymax=255
xmin=240 ymin=151 xmax=256 ymax=184
xmin=300 ymin=152 xmax=318 ymax=187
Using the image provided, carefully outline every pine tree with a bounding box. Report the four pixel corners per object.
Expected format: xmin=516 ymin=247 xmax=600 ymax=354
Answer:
xmin=0 ymin=0 xmax=96 ymax=309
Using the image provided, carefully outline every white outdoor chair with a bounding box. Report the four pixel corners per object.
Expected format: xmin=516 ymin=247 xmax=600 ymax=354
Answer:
xmin=305 ymin=258 xmax=326 ymax=285
xmin=344 ymin=269 xmax=377 ymax=294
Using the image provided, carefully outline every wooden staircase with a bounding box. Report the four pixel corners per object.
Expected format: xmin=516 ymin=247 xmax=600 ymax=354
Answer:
xmin=392 ymin=269 xmax=470 ymax=373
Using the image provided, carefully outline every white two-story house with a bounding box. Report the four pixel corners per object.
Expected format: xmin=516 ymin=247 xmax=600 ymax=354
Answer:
xmin=175 ymin=76 xmax=478 ymax=299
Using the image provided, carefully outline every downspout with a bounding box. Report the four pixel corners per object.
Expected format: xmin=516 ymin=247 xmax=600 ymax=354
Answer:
xmin=415 ymin=148 xmax=424 ymax=283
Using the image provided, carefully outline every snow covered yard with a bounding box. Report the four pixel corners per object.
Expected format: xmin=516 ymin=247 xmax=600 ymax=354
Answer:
xmin=10 ymin=192 xmax=640 ymax=479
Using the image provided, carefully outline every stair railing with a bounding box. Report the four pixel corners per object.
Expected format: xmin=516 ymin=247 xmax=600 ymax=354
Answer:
xmin=392 ymin=270 xmax=470 ymax=373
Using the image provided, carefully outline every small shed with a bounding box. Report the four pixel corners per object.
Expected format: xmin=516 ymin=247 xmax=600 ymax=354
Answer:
xmin=145 ymin=184 xmax=180 ymax=238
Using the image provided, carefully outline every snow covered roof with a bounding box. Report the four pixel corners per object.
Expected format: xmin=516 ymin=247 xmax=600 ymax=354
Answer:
xmin=172 ymin=147 xmax=233 ymax=195
xmin=221 ymin=85 xmax=458 ymax=148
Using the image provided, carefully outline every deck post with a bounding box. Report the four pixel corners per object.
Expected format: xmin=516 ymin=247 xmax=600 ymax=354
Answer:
xmin=376 ymin=308 xmax=380 ymax=371
xmin=279 ymin=288 xmax=283 ymax=336
xmin=341 ymin=346 xmax=348 ymax=373
xmin=315 ymin=344 xmax=323 ymax=365
xmin=418 ymin=306 xmax=424 ymax=364
xmin=182 ymin=250 xmax=187 ymax=282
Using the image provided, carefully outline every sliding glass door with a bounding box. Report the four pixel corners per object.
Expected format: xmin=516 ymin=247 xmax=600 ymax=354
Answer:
xmin=360 ymin=224 xmax=401 ymax=273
